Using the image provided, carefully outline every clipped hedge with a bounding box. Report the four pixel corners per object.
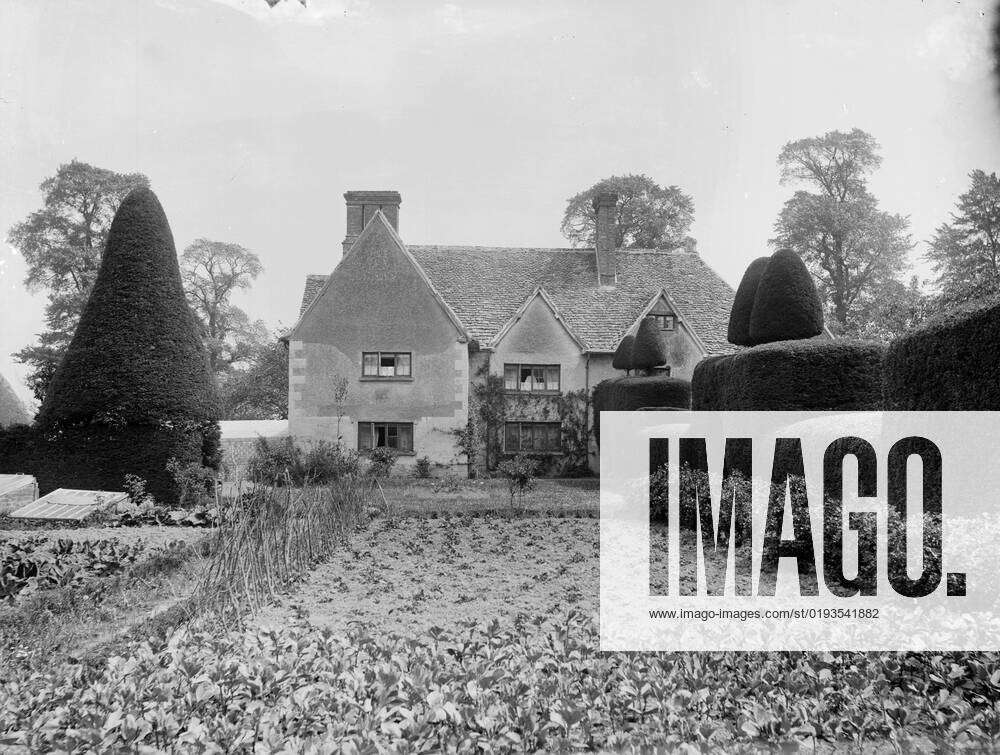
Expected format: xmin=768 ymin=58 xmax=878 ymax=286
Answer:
xmin=593 ymin=376 xmax=691 ymax=445
xmin=883 ymin=297 xmax=1000 ymax=409
xmin=747 ymin=248 xmax=824 ymax=345
xmin=692 ymin=339 xmax=884 ymax=411
xmin=0 ymin=421 xmax=215 ymax=499
xmin=727 ymin=256 xmax=770 ymax=346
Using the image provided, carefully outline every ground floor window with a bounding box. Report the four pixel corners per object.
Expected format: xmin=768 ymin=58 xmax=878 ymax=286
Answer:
xmin=503 ymin=421 xmax=561 ymax=453
xmin=358 ymin=421 xmax=414 ymax=452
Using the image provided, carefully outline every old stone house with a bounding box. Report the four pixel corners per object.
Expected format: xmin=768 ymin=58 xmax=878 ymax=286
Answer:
xmin=286 ymin=190 xmax=735 ymax=475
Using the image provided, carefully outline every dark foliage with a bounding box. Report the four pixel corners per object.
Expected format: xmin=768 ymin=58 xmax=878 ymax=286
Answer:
xmin=593 ymin=376 xmax=691 ymax=445
xmin=0 ymin=423 xmax=212 ymax=498
xmin=246 ymin=437 xmax=361 ymax=486
xmin=883 ymin=296 xmax=1000 ymax=409
xmin=727 ymin=256 xmax=770 ymax=346
xmin=748 ymin=248 xmax=825 ymax=345
xmin=611 ymin=335 xmax=635 ymax=372
xmin=630 ymin=317 xmax=668 ymax=372
xmin=32 ymin=188 xmax=219 ymax=503
xmin=692 ymin=339 xmax=884 ymax=411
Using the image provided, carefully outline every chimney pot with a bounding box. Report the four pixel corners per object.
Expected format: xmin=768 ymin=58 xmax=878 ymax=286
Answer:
xmin=343 ymin=190 xmax=401 ymax=254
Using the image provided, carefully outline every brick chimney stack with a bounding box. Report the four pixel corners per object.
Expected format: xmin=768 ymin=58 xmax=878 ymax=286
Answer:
xmin=343 ymin=190 xmax=401 ymax=255
xmin=593 ymin=191 xmax=618 ymax=286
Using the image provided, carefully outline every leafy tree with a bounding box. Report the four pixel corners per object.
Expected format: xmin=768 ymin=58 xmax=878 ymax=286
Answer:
xmin=561 ymin=174 xmax=695 ymax=250
xmin=844 ymin=275 xmax=929 ymax=341
xmin=180 ymin=239 xmax=266 ymax=375
xmin=7 ymin=161 xmax=149 ymax=403
xmin=219 ymin=339 xmax=288 ymax=420
xmin=770 ymin=129 xmax=912 ymax=332
xmin=630 ymin=317 xmax=667 ymax=373
xmin=37 ymin=188 xmax=220 ymax=503
xmin=926 ymin=170 xmax=1000 ymax=306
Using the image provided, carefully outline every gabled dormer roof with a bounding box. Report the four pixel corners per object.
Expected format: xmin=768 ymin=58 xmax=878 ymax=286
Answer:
xmin=490 ymin=287 xmax=587 ymax=350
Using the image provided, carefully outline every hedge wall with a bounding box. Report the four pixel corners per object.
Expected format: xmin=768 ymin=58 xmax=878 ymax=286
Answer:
xmin=883 ymin=297 xmax=1000 ymax=410
xmin=692 ymin=339 xmax=884 ymax=411
xmin=593 ymin=376 xmax=691 ymax=445
xmin=0 ymin=421 xmax=216 ymax=501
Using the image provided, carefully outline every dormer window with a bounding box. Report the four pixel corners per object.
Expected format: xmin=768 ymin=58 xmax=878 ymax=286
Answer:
xmin=362 ymin=351 xmax=411 ymax=378
xmin=651 ymin=314 xmax=675 ymax=331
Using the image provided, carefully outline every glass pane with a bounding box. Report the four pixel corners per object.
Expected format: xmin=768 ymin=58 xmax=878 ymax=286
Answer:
xmin=375 ymin=425 xmax=387 ymax=447
xmin=545 ymin=366 xmax=560 ymax=391
xmin=504 ymin=423 xmax=518 ymax=452
xmin=363 ymin=353 xmax=378 ymax=376
xmin=387 ymin=425 xmax=399 ymax=449
xmin=396 ymin=354 xmax=411 ymax=376
xmin=358 ymin=423 xmax=372 ymax=450
xmin=663 ymin=316 xmax=674 ymax=330
xmin=379 ymin=354 xmax=395 ymax=377
xmin=504 ymin=365 xmax=517 ymax=390
xmin=520 ymin=424 xmax=533 ymax=451
xmin=519 ymin=367 xmax=533 ymax=391
xmin=547 ymin=424 xmax=561 ymax=451
xmin=532 ymin=367 xmax=545 ymax=390
xmin=399 ymin=425 xmax=413 ymax=452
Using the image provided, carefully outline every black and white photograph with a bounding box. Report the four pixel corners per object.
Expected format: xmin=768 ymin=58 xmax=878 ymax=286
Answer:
xmin=2 ymin=0 xmax=1000 ymax=750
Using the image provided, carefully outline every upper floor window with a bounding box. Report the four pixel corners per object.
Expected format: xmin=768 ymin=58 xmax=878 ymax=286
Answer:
xmin=362 ymin=351 xmax=411 ymax=378
xmin=651 ymin=314 xmax=675 ymax=331
xmin=503 ymin=363 xmax=560 ymax=393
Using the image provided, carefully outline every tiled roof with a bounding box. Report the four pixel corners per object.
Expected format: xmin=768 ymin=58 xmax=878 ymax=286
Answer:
xmin=300 ymin=246 xmax=736 ymax=354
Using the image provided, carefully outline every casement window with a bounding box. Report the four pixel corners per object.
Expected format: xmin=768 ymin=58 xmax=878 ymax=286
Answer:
xmin=357 ymin=422 xmax=414 ymax=452
xmin=651 ymin=314 xmax=675 ymax=331
xmin=503 ymin=363 xmax=561 ymax=392
xmin=362 ymin=351 xmax=411 ymax=378
xmin=503 ymin=422 xmax=562 ymax=453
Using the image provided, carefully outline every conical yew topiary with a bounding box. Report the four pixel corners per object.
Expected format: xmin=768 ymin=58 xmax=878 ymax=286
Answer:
xmin=38 ymin=187 xmax=219 ymax=502
xmin=727 ymin=256 xmax=770 ymax=346
xmin=748 ymin=248 xmax=824 ymax=344
xmin=631 ymin=317 xmax=668 ymax=372
xmin=611 ymin=334 xmax=635 ymax=372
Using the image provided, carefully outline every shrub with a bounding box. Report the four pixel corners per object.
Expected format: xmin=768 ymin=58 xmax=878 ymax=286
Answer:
xmin=882 ymin=296 xmax=1000 ymax=409
xmin=727 ymin=256 xmax=770 ymax=346
xmin=34 ymin=188 xmax=219 ymax=503
xmin=165 ymin=457 xmax=217 ymax=509
xmin=497 ymin=453 xmax=537 ymax=508
xmin=246 ymin=437 xmax=360 ymax=485
xmin=414 ymin=456 xmax=433 ymax=478
xmin=630 ymin=317 xmax=668 ymax=373
xmin=593 ymin=376 xmax=691 ymax=446
xmin=366 ymin=446 xmax=398 ymax=478
xmin=692 ymin=339 xmax=884 ymax=410
xmin=747 ymin=248 xmax=824 ymax=345
xmin=611 ymin=334 xmax=635 ymax=372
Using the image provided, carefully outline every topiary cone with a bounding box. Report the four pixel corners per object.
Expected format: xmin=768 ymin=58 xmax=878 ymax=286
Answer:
xmin=631 ymin=316 xmax=668 ymax=372
xmin=727 ymin=256 xmax=771 ymax=346
xmin=747 ymin=248 xmax=824 ymax=344
xmin=36 ymin=187 xmax=219 ymax=502
xmin=611 ymin=334 xmax=635 ymax=372
xmin=39 ymin=188 xmax=217 ymax=426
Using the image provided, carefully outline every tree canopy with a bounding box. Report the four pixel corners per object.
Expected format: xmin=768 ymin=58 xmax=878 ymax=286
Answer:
xmin=181 ymin=239 xmax=266 ymax=375
xmin=770 ymin=129 xmax=912 ymax=333
xmin=219 ymin=339 xmax=288 ymax=420
xmin=561 ymin=174 xmax=694 ymax=250
xmin=926 ymin=170 xmax=1000 ymax=306
xmin=7 ymin=160 xmax=149 ymax=403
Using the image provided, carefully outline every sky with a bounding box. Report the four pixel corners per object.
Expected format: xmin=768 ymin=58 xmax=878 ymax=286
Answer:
xmin=1 ymin=0 xmax=999 ymax=406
